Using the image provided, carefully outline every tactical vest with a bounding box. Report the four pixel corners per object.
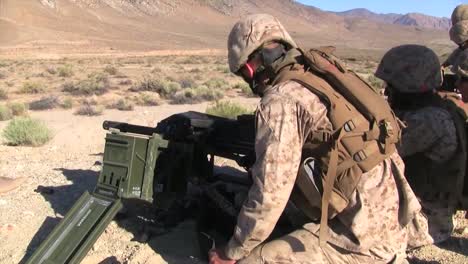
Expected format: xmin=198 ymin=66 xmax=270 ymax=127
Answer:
xmin=271 ymin=48 xmax=402 ymax=245
xmin=404 ymin=92 xmax=468 ymax=210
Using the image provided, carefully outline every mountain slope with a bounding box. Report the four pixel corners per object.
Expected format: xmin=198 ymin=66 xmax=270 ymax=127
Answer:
xmin=0 ymin=0 xmax=453 ymax=58
xmin=335 ymin=8 xmax=451 ymax=30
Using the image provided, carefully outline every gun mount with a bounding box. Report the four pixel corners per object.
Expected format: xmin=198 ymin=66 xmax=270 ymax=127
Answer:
xmin=26 ymin=111 xmax=255 ymax=264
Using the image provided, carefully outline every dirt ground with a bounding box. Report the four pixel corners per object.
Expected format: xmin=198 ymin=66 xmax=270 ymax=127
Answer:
xmin=0 ymin=53 xmax=466 ymax=264
xmin=0 ymin=103 xmax=467 ymax=264
xmin=0 ymin=100 xmax=257 ymax=264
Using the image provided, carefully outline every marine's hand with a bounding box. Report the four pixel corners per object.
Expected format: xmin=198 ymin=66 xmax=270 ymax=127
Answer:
xmin=208 ymin=248 xmax=236 ymax=264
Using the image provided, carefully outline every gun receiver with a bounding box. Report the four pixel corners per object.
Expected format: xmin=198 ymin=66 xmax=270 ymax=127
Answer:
xmin=26 ymin=111 xmax=255 ymax=264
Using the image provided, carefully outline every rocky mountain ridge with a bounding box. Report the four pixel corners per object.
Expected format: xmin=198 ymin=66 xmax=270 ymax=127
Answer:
xmin=0 ymin=0 xmax=453 ymax=57
xmin=335 ymin=8 xmax=451 ymax=30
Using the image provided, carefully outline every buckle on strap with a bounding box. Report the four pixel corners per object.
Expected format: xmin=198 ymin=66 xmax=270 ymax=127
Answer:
xmin=343 ymin=119 xmax=356 ymax=132
xmin=311 ymin=131 xmax=332 ymax=143
xmin=353 ymin=150 xmax=368 ymax=162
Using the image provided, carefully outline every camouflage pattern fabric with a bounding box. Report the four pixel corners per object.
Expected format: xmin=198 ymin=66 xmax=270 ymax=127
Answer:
xmin=224 ymin=80 xmax=423 ymax=263
xmin=451 ymin=4 xmax=468 ymax=25
xmin=450 ymin=4 xmax=468 ymax=45
xmin=375 ymin=45 xmax=442 ymax=94
xmin=397 ymin=106 xmax=458 ymax=244
xmin=227 ymin=14 xmax=297 ymax=73
xmin=237 ymin=229 xmax=401 ymax=264
xmin=454 ymin=49 xmax=468 ymax=78
xmin=450 ymin=21 xmax=468 ymax=45
xmin=442 ymin=48 xmax=463 ymax=68
xmin=397 ymin=107 xmax=457 ymax=161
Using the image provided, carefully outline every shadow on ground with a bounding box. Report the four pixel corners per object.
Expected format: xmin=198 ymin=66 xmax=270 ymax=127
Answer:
xmin=18 ymin=217 xmax=61 ymax=264
xmin=98 ymin=256 xmax=121 ymax=264
xmin=113 ymin=200 xmax=208 ymax=264
xmin=437 ymin=236 xmax=468 ymax=256
xmin=19 ymin=167 xmax=100 ymax=263
xmin=20 ymin=163 xmax=252 ymax=263
xmin=40 ymin=168 xmax=99 ymax=216
xmin=408 ymin=258 xmax=439 ymax=264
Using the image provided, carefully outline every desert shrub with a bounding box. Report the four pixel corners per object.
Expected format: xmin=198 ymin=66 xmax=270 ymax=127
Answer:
xmin=61 ymin=82 xmax=75 ymax=92
xmin=177 ymin=56 xmax=198 ymax=64
xmin=108 ymin=98 xmax=134 ymax=111
xmin=135 ymin=92 xmax=161 ymax=106
xmin=34 ymin=72 xmax=47 ymax=78
xmin=130 ymin=76 xmax=181 ymax=98
xmin=151 ymin=67 xmax=162 ymax=73
xmin=19 ymin=81 xmax=45 ymax=94
xmin=46 ymin=67 xmax=57 ymax=75
xmin=129 ymin=76 xmax=159 ymax=91
xmin=214 ymin=57 xmax=227 ymax=64
xmin=114 ymin=74 xmax=128 ymax=79
xmin=177 ymin=76 xmax=196 ymax=88
xmin=203 ymin=78 xmax=229 ymax=90
xmin=62 ymin=73 xmax=109 ymax=95
xmin=170 ymin=89 xmax=196 ymax=104
xmin=29 ymin=96 xmax=59 ymax=110
xmin=0 ymin=105 xmax=13 ymax=121
xmin=0 ymin=88 xmax=7 ymax=100
xmin=194 ymin=86 xmax=223 ymax=101
xmin=171 ymin=85 xmax=223 ymax=104
xmin=367 ymin=75 xmax=384 ymax=91
xmin=8 ymin=102 xmax=28 ymax=116
xmin=364 ymin=61 xmax=375 ymax=69
xmin=216 ymin=65 xmax=230 ymax=74
xmin=165 ymin=82 xmax=182 ymax=94
xmin=234 ymin=82 xmax=254 ymax=97
xmin=0 ymin=70 xmax=7 ymax=79
xmin=119 ymin=79 xmax=132 ymax=85
xmin=206 ymin=101 xmax=252 ymax=119
xmin=189 ymin=68 xmax=202 ymax=73
xmin=0 ymin=61 xmax=8 ymax=68
xmin=60 ymin=98 xmax=73 ymax=109
xmin=103 ymin=65 xmax=118 ymax=75
xmin=57 ymin=65 xmax=74 ymax=77
xmin=75 ymin=102 xmax=104 ymax=116
xmin=2 ymin=117 xmax=52 ymax=146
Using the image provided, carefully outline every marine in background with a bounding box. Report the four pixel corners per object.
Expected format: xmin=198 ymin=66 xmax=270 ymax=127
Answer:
xmin=209 ymin=13 xmax=424 ymax=264
xmin=454 ymin=49 xmax=468 ymax=102
xmin=375 ymin=45 xmax=468 ymax=246
xmin=442 ymin=4 xmax=468 ymax=91
xmin=443 ymin=4 xmax=468 ymax=69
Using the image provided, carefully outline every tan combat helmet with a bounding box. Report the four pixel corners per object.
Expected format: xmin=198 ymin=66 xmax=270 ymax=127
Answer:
xmin=450 ymin=4 xmax=468 ymax=45
xmin=227 ymin=14 xmax=297 ymax=73
xmin=375 ymin=45 xmax=442 ymax=93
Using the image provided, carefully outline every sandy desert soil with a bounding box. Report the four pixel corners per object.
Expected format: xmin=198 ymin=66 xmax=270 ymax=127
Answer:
xmin=0 ymin=100 xmax=258 ymax=264
xmin=0 ymin=53 xmax=466 ymax=264
xmin=0 ymin=102 xmax=466 ymax=264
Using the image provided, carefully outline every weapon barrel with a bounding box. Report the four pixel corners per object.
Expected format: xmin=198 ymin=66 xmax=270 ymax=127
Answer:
xmin=103 ymin=120 xmax=157 ymax=136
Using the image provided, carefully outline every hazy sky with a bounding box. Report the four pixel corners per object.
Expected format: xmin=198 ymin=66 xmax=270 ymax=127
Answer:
xmin=297 ymin=0 xmax=467 ymax=18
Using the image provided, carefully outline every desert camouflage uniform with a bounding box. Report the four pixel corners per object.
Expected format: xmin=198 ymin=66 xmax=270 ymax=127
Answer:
xmin=443 ymin=48 xmax=464 ymax=69
xmin=444 ymin=5 xmax=468 ymax=72
xmin=224 ymin=80 xmax=422 ymax=263
xmin=443 ymin=48 xmax=464 ymax=79
xmin=397 ymin=106 xmax=458 ymax=245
